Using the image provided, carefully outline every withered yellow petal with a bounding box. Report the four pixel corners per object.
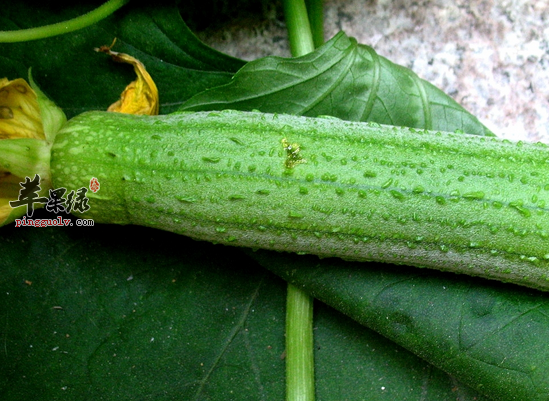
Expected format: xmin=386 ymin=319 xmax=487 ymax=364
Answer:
xmin=97 ymin=42 xmax=159 ymax=116
xmin=0 ymin=77 xmax=44 ymax=140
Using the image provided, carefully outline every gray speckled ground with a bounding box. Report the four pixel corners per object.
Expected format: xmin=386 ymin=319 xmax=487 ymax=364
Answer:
xmin=194 ymin=0 xmax=549 ymax=142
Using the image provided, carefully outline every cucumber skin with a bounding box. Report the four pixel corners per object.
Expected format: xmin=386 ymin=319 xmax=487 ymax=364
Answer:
xmin=51 ymin=110 xmax=549 ymax=290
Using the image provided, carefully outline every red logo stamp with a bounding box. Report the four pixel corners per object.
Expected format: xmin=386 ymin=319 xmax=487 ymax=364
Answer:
xmin=90 ymin=177 xmax=100 ymax=193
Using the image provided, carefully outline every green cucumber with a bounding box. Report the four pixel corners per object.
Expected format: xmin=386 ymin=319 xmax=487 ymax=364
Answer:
xmin=51 ymin=110 xmax=549 ymax=290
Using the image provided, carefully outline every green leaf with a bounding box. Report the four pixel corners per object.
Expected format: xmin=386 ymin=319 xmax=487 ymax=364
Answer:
xmin=181 ymin=31 xmax=493 ymax=136
xmin=313 ymin=303 xmax=490 ymax=401
xmin=0 ymin=1 xmax=245 ymax=117
xmin=251 ymin=250 xmax=549 ymax=401
xmin=0 ymin=221 xmax=487 ymax=400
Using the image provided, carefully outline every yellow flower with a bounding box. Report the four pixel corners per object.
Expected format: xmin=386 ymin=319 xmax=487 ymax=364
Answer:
xmin=0 ymin=78 xmax=44 ymax=140
xmin=1 ymin=44 xmax=157 ymax=227
xmin=96 ymin=40 xmax=159 ymax=115
xmin=0 ymin=75 xmax=65 ymax=227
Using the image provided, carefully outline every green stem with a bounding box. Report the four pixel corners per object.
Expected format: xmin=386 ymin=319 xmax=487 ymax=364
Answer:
xmin=285 ymin=283 xmax=315 ymax=401
xmin=305 ymin=0 xmax=325 ymax=48
xmin=0 ymin=0 xmax=130 ymax=43
xmin=283 ymin=0 xmax=315 ymax=56
xmin=283 ymin=2 xmax=317 ymax=400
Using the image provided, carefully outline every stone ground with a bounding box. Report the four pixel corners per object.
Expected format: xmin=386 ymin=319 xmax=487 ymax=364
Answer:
xmin=189 ymin=0 xmax=549 ymax=142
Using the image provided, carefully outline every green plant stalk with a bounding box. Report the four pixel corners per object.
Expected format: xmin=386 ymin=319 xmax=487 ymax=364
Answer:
xmin=305 ymin=0 xmax=324 ymax=48
xmin=49 ymin=110 xmax=549 ymax=292
xmin=283 ymin=0 xmax=316 ymax=57
xmin=285 ymin=283 xmax=315 ymax=401
xmin=0 ymin=0 xmax=129 ymax=43
xmin=282 ymin=3 xmax=317 ymax=400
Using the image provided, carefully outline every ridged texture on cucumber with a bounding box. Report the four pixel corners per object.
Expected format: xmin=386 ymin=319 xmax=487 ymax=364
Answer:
xmin=51 ymin=110 xmax=549 ymax=290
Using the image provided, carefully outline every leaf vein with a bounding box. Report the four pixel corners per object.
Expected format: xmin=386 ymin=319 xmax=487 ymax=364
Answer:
xmin=192 ymin=274 xmax=265 ymax=400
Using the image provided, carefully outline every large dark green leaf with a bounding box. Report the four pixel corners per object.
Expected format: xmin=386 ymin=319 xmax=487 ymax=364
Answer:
xmin=251 ymin=250 xmax=549 ymax=401
xmin=0 ymin=1 xmax=245 ymax=117
xmin=0 ymin=221 xmax=487 ymax=400
xmin=181 ymin=32 xmax=493 ymax=136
